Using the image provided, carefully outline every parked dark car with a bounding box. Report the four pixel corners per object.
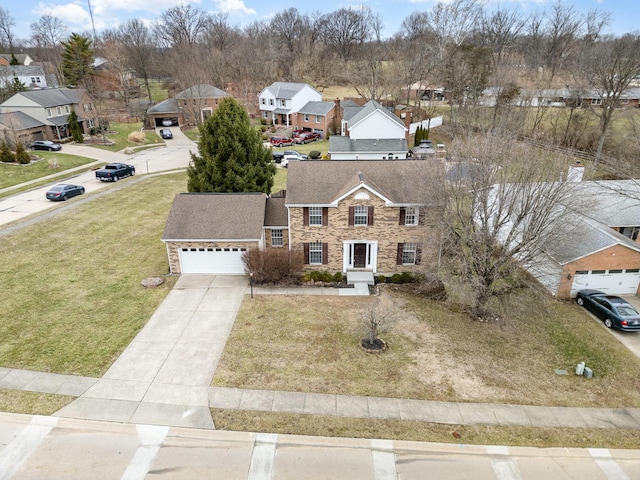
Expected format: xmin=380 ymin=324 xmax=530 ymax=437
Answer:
xmin=272 ymin=149 xmax=308 ymax=163
xmin=576 ymin=289 xmax=640 ymax=331
xmin=294 ymin=132 xmax=321 ymax=144
xmin=270 ymin=136 xmax=295 ymax=147
xmin=95 ymin=163 xmax=136 ymax=182
xmin=159 ymin=129 xmax=173 ymax=139
xmin=46 ymin=184 xmax=85 ymax=201
xmin=31 ymin=140 xmax=62 ymax=151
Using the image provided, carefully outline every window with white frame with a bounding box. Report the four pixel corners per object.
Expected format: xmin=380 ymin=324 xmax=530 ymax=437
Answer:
xmin=83 ymin=103 xmax=91 ymax=112
xmin=309 ymin=241 xmax=322 ymax=264
xmin=261 ymin=98 xmax=265 ymax=105
xmin=354 ymin=206 xmax=368 ymax=225
xmin=315 ymin=115 xmax=321 ymax=123
xmin=65 ymin=106 xmax=70 ymax=113
xmin=402 ymin=243 xmax=417 ymax=264
xmin=88 ymin=118 xmax=95 ymax=128
xmin=304 ymin=114 xmax=310 ymax=122
xmin=309 ymin=207 xmax=322 ymax=225
xmin=263 ymin=111 xmax=268 ymax=118
xmin=404 ymin=207 xmax=419 ymax=225
xmin=57 ymin=107 xmax=61 ymax=115
xmin=280 ymin=99 xmax=286 ymax=107
xmin=271 ymin=229 xmax=283 ymax=246
xmin=46 ymin=108 xmax=52 ymax=117
xmin=591 ymin=98 xmax=602 ymax=105
xmin=269 ymin=99 xmax=274 ymax=106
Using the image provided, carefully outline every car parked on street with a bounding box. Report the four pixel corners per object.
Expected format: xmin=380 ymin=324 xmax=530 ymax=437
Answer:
xmin=31 ymin=140 xmax=62 ymax=151
xmin=95 ymin=163 xmax=136 ymax=182
xmin=159 ymin=129 xmax=173 ymax=139
xmin=270 ymin=136 xmax=295 ymax=147
xmin=294 ymin=132 xmax=321 ymax=144
xmin=576 ymin=289 xmax=640 ymax=331
xmin=46 ymin=184 xmax=85 ymax=201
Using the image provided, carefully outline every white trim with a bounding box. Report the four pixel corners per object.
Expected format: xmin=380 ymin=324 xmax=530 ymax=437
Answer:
xmin=342 ymin=240 xmax=378 ymax=273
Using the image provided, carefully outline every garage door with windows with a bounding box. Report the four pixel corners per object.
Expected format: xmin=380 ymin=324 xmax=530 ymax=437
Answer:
xmin=179 ymin=247 xmax=247 ymax=274
xmin=570 ymin=268 xmax=640 ymax=296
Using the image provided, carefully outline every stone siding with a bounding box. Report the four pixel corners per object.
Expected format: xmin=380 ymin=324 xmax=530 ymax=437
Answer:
xmin=264 ymin=227 xmax=289 ymax=249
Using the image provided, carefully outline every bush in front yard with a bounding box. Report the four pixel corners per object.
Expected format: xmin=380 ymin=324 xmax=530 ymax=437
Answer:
xmin=15 ymin=143 xmax=31 ymax=164
xmin=127 ymin=131 xmax=146 ymax=143
xmin=0 ymin=142 xmax=15 ymax=163
xmin=243 ymin=248 xmax=304 ymax=284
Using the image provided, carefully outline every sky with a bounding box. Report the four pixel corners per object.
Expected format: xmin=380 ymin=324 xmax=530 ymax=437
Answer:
xmin=3 ymin=0 xmax=639 ymax=44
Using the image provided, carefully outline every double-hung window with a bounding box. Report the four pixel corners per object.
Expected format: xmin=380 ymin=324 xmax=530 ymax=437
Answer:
xmin=404 ymin=207 xmax=419 ymax=225
xmin=402 ymin=243 xmax=417 ymax=264
xmin=304 ymin=114 xmax=310 ymax=122
xmin=309 ymin=207 xmax=322 ymax=226
xmin=309 ymin=241 xmax=323 ymax=264
xmin=354 ymin=206 xmax=368 ymax=226
xmin=315 ymin=115 xmax=321 ymax=123
xmin=271 ymin=229 xmax=283 ymax=247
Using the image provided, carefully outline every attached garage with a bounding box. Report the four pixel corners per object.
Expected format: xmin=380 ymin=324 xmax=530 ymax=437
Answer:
xmin=179 ymin=247 xmax=247 ymax=274
xmin=569 ymin=268 xmax=640 ymax=296
xmin=162 ymin=192 xmax=268 ymax=275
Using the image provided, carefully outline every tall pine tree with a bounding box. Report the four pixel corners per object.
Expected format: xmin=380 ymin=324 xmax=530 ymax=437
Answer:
xmin=61 ymin=33 xmax=94 ymax=87
xmin=68 ymin=110 xmax=84 ymax=143
xmin=188 ymin=97 xmax=276 ymax=194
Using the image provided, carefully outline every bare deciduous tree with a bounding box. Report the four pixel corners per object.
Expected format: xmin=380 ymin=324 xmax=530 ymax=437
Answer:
xmin=318 ymin=7 xmax=380 ymax=61
xmin=0 ymin=7 xmax=15 ymax=53
xmin=118 ymin=19 xmax=156 ymax=104
xmin=154 ymin=4 xmax=210 ymax=50
xmin=439 ymin=135 xmax=578 ymax=319
xmin=361 ymin=291 xmax=397 ymax=348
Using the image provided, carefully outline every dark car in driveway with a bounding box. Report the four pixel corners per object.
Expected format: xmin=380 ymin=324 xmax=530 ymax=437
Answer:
xmin=576 ymin=289 xmax=640 ymax=331
xmin=31 ymin=140 xmax=62 ymax=151
xmin=46 ymin=184 xmax=85 ymax=201
xmin=159 ymin=129 xmax=173 ymax=139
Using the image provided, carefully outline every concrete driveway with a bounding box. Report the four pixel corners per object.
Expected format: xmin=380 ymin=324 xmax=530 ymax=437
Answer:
xmin=55 ymin=275 xmax=247 ymax=428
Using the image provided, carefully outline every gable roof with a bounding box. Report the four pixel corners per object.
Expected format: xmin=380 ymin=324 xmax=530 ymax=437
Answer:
xmin=0 ymin=64 xmax=46 ymax=78
xmin=0 ymin=111 xmax=44 ymax=129
xmin=347 ymin=99 xmax=405 ymax=130
xmin=561 ymin=180 xmax=640 ymax=227
xmin=147 ymin=97 xmax=180 ymax=114
xmin=175 ymin=84 xmax=230 ymax=99
xmin=264 ymin=196 xmax=288 ymax=227
xmin=297 ymin=101 xmax=335 ymax=116
xmin=262 ymin=82 xmax=318 ymax=99
xmin=285 ymin=160 xmax=437 ymax=206
xmin=6 ymin=88 xmax=86 ymax=107
xmin=162 ymin=193 xmax=266 ymax=241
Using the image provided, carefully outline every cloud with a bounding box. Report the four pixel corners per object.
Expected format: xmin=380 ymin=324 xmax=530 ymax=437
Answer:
xmin=213 ymin=0 xmax=256 ymax=16
xmin=32 ymin=2 xmax=93 ymax=31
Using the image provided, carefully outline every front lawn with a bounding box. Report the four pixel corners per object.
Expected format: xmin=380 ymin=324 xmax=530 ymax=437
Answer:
xmin=0 ymin=172 xmax=187 ymax=376
xmin=213 ymin=288 xmax=640 ymax=408
xmin=0 ymin=153 xmax=97 ymax=190
xmin=91 ymin=122 xmax=165 ymax=152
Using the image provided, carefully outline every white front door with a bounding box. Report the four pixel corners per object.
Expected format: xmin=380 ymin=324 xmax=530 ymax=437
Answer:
xmin=343 ymin=241 xmax=377 ymax=272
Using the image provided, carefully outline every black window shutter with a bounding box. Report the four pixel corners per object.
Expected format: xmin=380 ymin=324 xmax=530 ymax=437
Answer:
xmin=348 ymin=206 xmax=354 ymax=226
xmin=303 ymin=243 xmax=309 ymax=264
xmin=322 ymin=243 xmax=328 ymax=264
xmin=322 ymin=207 xmax=328 ymax=226
xmin=303 ymin=207 xmax=309 ymax=226
xmin=418 ymin=207 xmax=425 ymax=226
xmin=416 ymin=244 xmax=422 ymax=265
xmin=399 ymin=207 xmax=406 ymax=225
xmin=368 ymin=207 xmax=374 ymax=226
xmin=396 ymin=243 xmax=403 ymax=265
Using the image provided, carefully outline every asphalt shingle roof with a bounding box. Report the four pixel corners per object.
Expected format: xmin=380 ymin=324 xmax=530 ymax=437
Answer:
xmin=297 ymin=101 xmax=335 ymax=116
xmin=264 ymin=196 xmax=288 ymax=227
xmin=174 ymin=84 xmax=229 ymax=99
xmin=11 ymin=88 xmax=85 ymax=108
xmin=147 ymin=98 xmax=180 ymax=114
xmin=264 ymin=82 xmax=315 ymax=99
xmin=0 ymin=111 xmax=43 ymax=129
xmin=162 ymin=193 xmax=266 ymax=241
xmin=285 ymin=160 xmax=437 ymax=206
xmin=329 ymin=137 xmax=408 ymax=154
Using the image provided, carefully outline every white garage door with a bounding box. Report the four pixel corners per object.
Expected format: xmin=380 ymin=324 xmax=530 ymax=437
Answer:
xmin=179 ymin=247 xmax=247 ymax=274
xmin=570 ymin=268 xmax=640 ymax=296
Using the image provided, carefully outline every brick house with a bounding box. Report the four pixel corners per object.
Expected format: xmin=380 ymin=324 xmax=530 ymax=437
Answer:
xmin=162 ymin=160 xmax=441 ymax=277
xmin=147 ymin=84 xmax=230 ymax=128
xmin=291 ymin=99 xmax=342 ymax=138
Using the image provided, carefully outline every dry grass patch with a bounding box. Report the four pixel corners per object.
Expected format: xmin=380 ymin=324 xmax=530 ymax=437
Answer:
xmin=211 ymin=409 xmax=640 ymax=449
xmin=0 ymin=389 xmax=74 ymax=415
xmin=212 ymin=287 xmax=640 ymax=408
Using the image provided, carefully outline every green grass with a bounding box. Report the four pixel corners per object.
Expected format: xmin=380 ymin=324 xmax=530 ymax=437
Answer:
xmin=272 ymin=168 xmax=287 ymax=193
xmin=92 ymin=122 xmax=165 ymax=152
xmin=0 ymin=154 xmax=97 ymax=190
xmin=0 ymin=172 xmax=187 ymax=376
xmin=145 ymin=78 xmax=169 ymax=103
xmin=271 ymin=139 xmax=330 ymax=158
xmin=0 ymin=389 xmax=74 ymax=415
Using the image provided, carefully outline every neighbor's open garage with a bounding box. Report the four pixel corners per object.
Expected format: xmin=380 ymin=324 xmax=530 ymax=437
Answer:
xmin=570 ymin=268 xmax=640 ymax=296
xmin=179 ymin=247 xmax=247 ymax=274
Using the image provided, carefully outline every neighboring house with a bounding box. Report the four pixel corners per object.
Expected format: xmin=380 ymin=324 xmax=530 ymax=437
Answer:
xmin=480 ymin=86 xmax=640 ymax=109
xmin=329 ymin=99 xmax=409 ymax=160
xmin=258 ymin=82 xmax=322 ymax=127
xmin=292 ymin=99 xmax=341 ymax=138
xmin=400 ymin=82 xmax=447 ymax=103
xmin=523 ymin=180 xmax=640 ymax=298
xmin=0 ymin=88 xmax=97 ymax=141
xmin=0 ymin=54 xmax=34 ymax=66
xmin=147 ymin=84 xmax=230 ymax=128
xmin=162 ymin=160 xmax=442 ymax=277
xmin=0 ymin=111 xmax=46 ymax=147
xmin=0 ymin=64 xmax=50 ymax=90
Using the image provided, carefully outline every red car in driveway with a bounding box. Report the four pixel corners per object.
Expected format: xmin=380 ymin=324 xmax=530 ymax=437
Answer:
xmin=294 ymin=132 xmax=321 ymax=144
xmin=270 ymin=136 xmax=295 ymax=147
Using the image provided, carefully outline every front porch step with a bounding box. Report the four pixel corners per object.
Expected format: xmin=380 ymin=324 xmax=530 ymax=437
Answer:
xmin=346 ymin=271 xmax=375 ymax=286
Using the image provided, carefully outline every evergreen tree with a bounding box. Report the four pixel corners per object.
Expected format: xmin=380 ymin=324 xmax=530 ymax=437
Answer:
xmin=61 ymin=33 xmax=94 ymax=87
xmin=0 ymin=142 xmax=15 ymax=162
xmin=188 ymin=97 xmax=276 ymax=194
xmin=9 ymin=53 xmax=18 ymax=65
xmin=15 ymin=142 xmax=30 ymax=164
xmin=68 ymin=110 xmax=84 ymax=143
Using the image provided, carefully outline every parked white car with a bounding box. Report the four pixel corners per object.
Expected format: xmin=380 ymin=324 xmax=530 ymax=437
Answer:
xmin=281 ymin=152 xmax=307 ymax=168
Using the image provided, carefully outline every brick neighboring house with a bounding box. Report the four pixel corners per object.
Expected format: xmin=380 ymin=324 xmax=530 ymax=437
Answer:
xmin=0 ymin=88 xmax=97 ymax=141
xmin=258 ymin=82 xmax=322 ymax=127
xmin=523 ymin=180 xmax=640 ymax=298
xmin=147 ymin=84 xmax=230 ymax=128
xmin=162 ymin=159 xmax=442 ymax=276
xmin=0 ymin=111 xmax=46 ymax=148
xmin=292 ymin=99 xmax=342 ymax=138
